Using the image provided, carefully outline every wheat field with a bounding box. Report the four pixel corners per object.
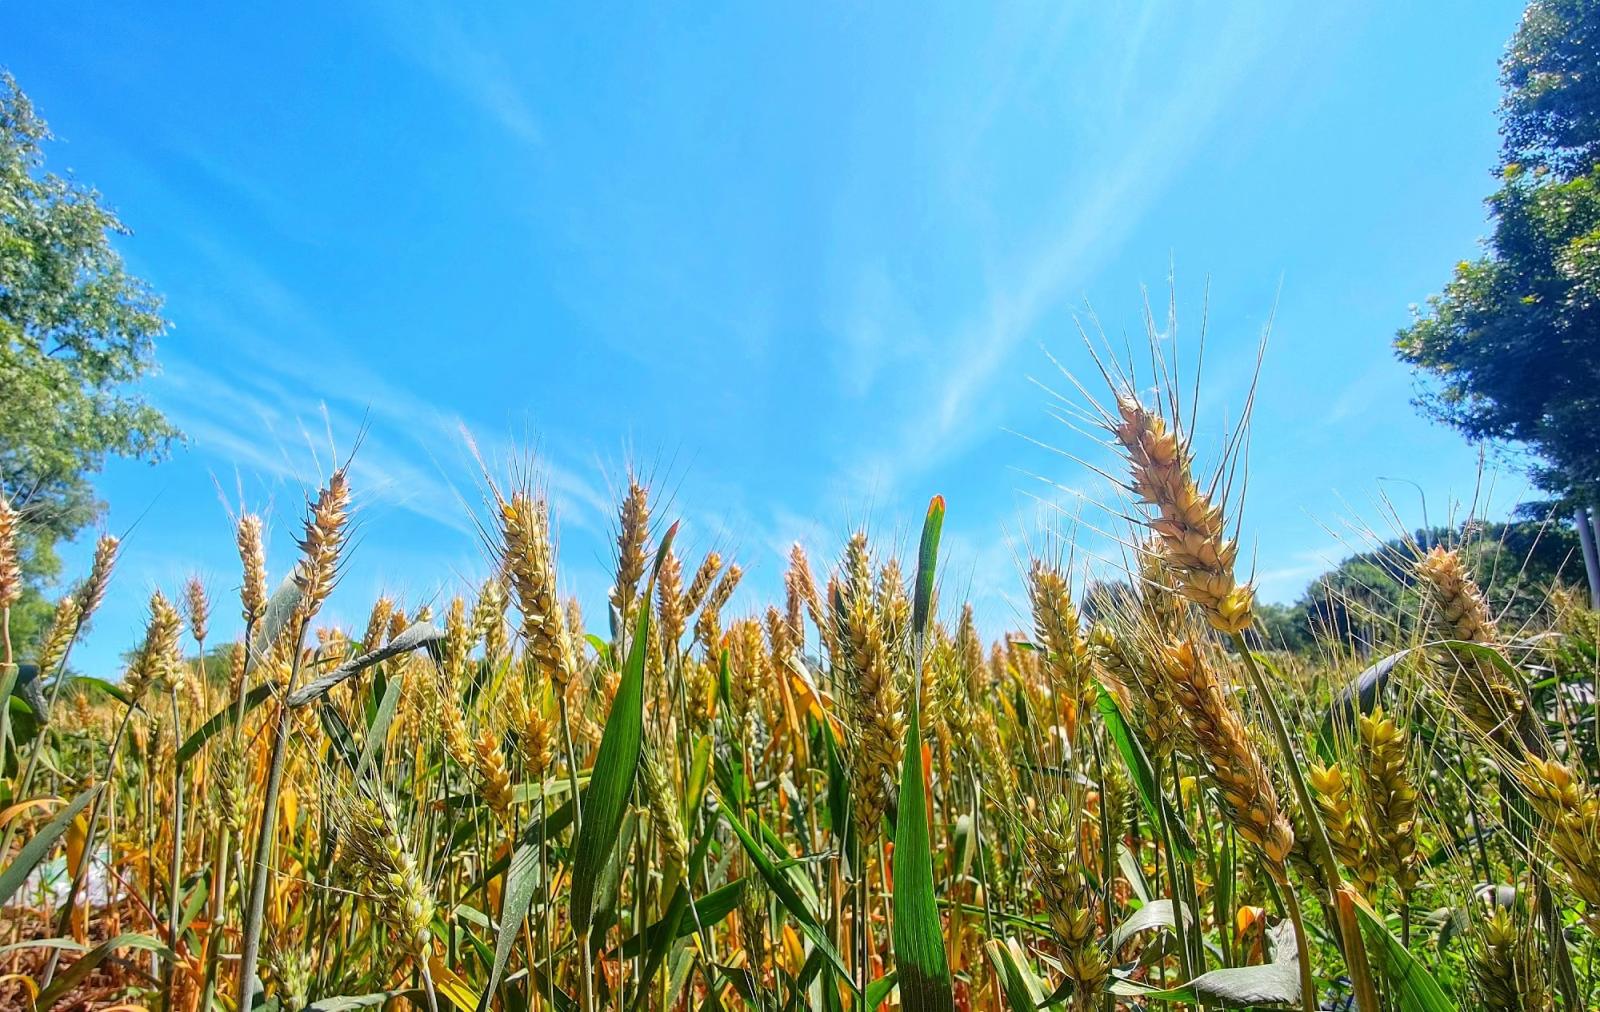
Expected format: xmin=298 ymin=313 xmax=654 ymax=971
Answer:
xmin=1 ymin=342 xmax=1597 ymax=1012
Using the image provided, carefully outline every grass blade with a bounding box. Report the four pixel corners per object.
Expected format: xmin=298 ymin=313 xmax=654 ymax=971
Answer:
xmin=60 ymin=675 xmax=130 ymax=707
xmin=287 ymin=621 xmax=445 ymax=707
xmin=1316 ymin=649 xmax=1407 ymax=760
xmin=475 ymin=837 xmax=539 ymax=1011
xmin=34 ymin=932 xmax=172 ymax=1008
xmin=570 ymin=522 xmax=677 ymax=936
xmin=1108 ymin=897 xmax=1193 ymax=951
xmin=1094 ymin=681 xmax=1196 ymax=861
xmin=984 ymin=938 xmax=1060 ymax=1012
xmin=618 ymin=877 xmax=744 ymax=959
xmin=568 ymin=607 xmax=646 ymax=936
xmin=354 ymin=674 xmax=403 ymax=784
xmin=890 ymin=493 xmax=954 ymax=1012
xmin=0 ymin=784 xmax=101 ymax=908
xmin=176 ymin=682 xmax=272 ymax=763
xmin=308 ymin=993 xmax=432 ymax=1011
xmin=1112 ymin=919 xmax=1300 ymax=1005
xmin=910 ymin=494 xmax=944 ymax=650
xmin=718 ymin=800 xmax=858 ymax=993
xmin=890 ymin=693 xmax=954 ymax=1011
xmin=865 ymin=969 xmax=898 ymax=1009
xmin=1351 ymin=892 xmax=1457 ymax=1012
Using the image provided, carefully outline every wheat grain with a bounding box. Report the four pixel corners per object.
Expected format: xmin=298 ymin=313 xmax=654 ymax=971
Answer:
xmin=1415 ymin=546 xmax=1526 ymax=742
xmin=1111 ymin=397 xmax=1253 ymax=634
xmin=693 ymin=563 xmax=743 ymax=653
xmin=1471 ymin=908 xmax=1548 ymax=1012
xmin=1516 ymin=757 xmax=1600 ymax=910
xmin=639 ymin=745 xmax=689 ymax=870
xmin=75 ymin=533 xmax=119 ymax=623
xmin=0 ymin=493 xmax=19 ymax=612
xmin=236 ymin=514 xmax=267 ymax=627
xmin=611 ymin=478 xmax=650 ymax=628
xmin=35 ymin=595 xmax=79 ymax=676
xmin=1028 ymin=796 xmax=1109 ymax=1012
xmin=1356 ymin=708 xmax=1420 ymax=893
xmin=338 ymin=786 xmax=436 ymax=962
xmin=1308 ymin=761 xmax=1378 ymax=894
xmin=1158 ymin=639 xmax=1292 ymax=865
xmin=835 ymin=537 xmax=904 ymax=845
xmin=292 ymin=468 xmax=349 ymax=621
xmin=185 ymin=576 xmax=210 ymax=646
xmin=472 ymin=729 xmax=516 ymax=818
xmin=656 ymin=547 xmax=686 ymax=648
xmin=684 ymin=551 xmax=722 ymax=615
xmin=500 ymin=490 xmax=577 ymax=689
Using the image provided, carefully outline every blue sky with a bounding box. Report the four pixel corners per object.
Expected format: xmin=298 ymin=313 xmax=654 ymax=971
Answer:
xmin=7 ymin=3 xmax=1531 ymax=674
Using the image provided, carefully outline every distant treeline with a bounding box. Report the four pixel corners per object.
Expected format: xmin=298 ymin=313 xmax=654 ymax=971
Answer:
xmin=1254 ymin=519 xmax=1583 ymax=654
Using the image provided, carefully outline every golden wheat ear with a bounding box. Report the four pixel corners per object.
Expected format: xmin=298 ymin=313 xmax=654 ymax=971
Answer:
xmin=500 ymin=489 xmax=577 ymax=690
xmin=1515 ymin=757 xmax=1600 ymax=912
xmin=610 ymin=476 xmax=651 ymax=628
xmin=1157 ymin=638 xmax=1294 ymax=867
xmin=292 ymin=467 xmax=350 ymax=621
xmin=34 ymin=596 xmax=79 ymax=678
xmin=1109 ymin=395 xmax=1254 ymax=635
xmin=1309 ymin=761 xmax=1378 ymax=895
xmin=75 ymin=532 xmax=120 ymax=623
xmin=0 ymin=491 xmax=19 ymax=611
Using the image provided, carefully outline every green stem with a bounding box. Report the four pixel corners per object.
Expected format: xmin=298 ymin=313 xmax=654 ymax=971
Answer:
xmin=1276 ymin=868 xmax=1317 ymax=1012
xmin=1156 ymin=763 xmax=1194 ymax=984
xmin=200 ymin=616 xmax=254 ymax=1011
xmin=558 ymin=692 xmax=595 ymax=1012
xmin=41 ymin=704 xmax=135 ymax=987
xmin=162 ymin=687 xmax=185 ymax=1004
xmin=0 ymin=626 xmax=85 ymax=874
xmin=236 ymin=619 xmax=309 ymax=1010
xmin=6 ymin=630 xmax=84 ymax=849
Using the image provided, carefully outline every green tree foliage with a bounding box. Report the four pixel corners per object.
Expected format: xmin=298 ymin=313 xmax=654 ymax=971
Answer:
xmin=1 ymin=72 xmax=178 ymax=646
xmin=1397 ymin=0 xmax=1600 ymax=509
xmin=1501 ymin=0 xmax=1600 ymax=177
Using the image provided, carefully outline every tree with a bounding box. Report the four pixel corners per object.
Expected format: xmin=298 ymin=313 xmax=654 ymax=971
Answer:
xmin=1501 ymin=0 xmax=1600 ymax=178
xmin=1397 ymin=1 xmax=1600 ymax=509
xmin=1 ymin=73 xmax=178 ymax=646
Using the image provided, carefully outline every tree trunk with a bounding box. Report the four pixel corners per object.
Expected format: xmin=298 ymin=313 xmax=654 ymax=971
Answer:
xmin=1577 ymin=507 xmax=1600 ymax=608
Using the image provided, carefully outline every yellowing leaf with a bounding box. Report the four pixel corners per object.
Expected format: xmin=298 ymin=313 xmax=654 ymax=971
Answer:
xmin=0 ymin=796 xmax=63 ymax=830
xmin=784 ymin=655 xmax=842 ymax=740
xmin=1235 ymin=905 xmax=1266 ymax=938
xmin=780 ymin=923 xmax=805 ymax=978
xmin=68 ymin=803 xmax=89 ymax=942
xmin=429 ymin=952 xmax=483 ymax=1011
xmin=0 ymin=972 xmax=39 ymax=1002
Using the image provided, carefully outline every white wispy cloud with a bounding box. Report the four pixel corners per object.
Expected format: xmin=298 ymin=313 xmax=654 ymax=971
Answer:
xmin=1254 ymin=539 xmax=1350 ymax=603
xmin=363 ymin=2 xmax=541 ymax=145
xmin=1324 ymin=359 xmax=1406 ymax=425
xmin=832 ymin=4 xmax=1311 ymax=501
xmin=829 ymin=262 xmax=928 ymax=399
xmin=147 ymin=214 xmax=611 ymax=540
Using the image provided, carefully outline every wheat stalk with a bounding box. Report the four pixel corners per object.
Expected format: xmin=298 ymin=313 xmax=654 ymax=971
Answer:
xmin=238 ymin=467 xmax=350 ymax=1009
